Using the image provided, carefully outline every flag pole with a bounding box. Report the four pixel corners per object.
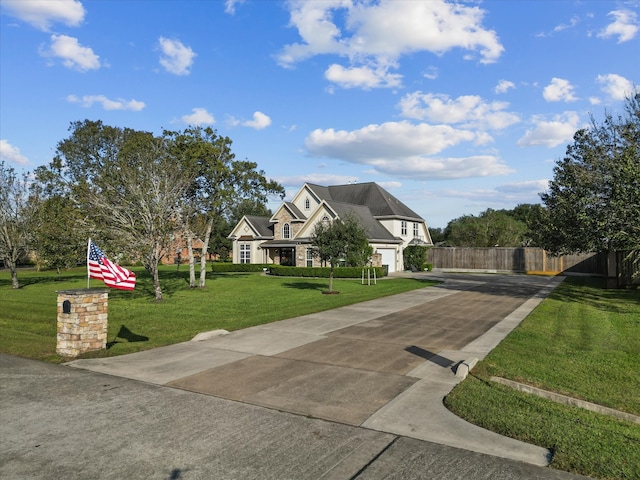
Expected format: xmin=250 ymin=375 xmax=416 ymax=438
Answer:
xmin=87 ymin=238 xmax=91 ymax=289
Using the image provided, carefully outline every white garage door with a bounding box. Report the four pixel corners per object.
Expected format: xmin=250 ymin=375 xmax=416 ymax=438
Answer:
xmin=378 ymin=248 xmax=396 ymax=273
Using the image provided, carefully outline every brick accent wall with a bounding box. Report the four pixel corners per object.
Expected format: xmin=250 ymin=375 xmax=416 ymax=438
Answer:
xmin=56 ymin=289 xmax=108 ymax=357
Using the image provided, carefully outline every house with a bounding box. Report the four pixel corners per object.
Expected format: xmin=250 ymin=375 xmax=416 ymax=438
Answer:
xmin=227 ymin=182 xmax=432 ymax=273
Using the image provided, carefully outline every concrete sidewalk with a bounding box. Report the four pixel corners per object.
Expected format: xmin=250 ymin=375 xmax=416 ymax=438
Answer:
xmin=67 ymin=273 xmax=565 ymax=468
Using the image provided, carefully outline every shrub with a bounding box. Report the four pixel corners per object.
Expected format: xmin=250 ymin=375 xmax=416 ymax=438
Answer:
xmin=403 ymin=245 xmax=428 ymax=271
xmin=269 ymin=266 xmax=386 ymax=278
xmin=211 ymin=263 xmax=270 ymax=273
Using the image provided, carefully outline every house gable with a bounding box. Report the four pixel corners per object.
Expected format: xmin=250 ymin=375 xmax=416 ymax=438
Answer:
xmin=291 ymin=183 xmax=324 ymax=216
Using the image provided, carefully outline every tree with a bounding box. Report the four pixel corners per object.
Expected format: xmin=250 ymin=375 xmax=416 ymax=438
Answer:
xmin=540 ymin=93 xmax=640 ymax=254
xmin=310 ymin=214 xmax=372 ymax=293
xmin=51 ymin=120 xmax=196 ymax=301
xmin=165 ymin=126 xmax=284 ymax=288
xmin=428 ymin=227 xmax=445 ymax=244
xmin=444 ymin=209 xmax=527 ymax=247
xmin=0 ymin=162 xmax=33 ymax=288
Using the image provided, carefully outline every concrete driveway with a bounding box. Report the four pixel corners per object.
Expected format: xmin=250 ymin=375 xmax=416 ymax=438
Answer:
xmin=1 ymin=273 xmax=590 ymax=479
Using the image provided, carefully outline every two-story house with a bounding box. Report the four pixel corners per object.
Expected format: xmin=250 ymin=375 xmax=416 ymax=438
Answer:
xmin=227 ymin=182 xmax=432 ymax=273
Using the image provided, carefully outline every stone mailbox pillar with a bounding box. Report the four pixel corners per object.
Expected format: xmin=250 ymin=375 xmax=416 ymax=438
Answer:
xmin=56 ymin=289 xmax=108 ymax=357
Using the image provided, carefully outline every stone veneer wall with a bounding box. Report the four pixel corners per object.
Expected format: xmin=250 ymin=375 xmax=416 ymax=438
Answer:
xmin=56 ymin=289 xmax=108 ymax=357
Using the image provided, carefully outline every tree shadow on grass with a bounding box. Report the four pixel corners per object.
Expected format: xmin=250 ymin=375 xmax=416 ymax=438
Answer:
xmin=106 ymin=325 xmax=149 ymax=349
xmin=282 ymin=281 xmax=328 ymax=291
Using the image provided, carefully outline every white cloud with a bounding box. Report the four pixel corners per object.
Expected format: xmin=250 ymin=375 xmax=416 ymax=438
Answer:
xmin=277 ymin=0 xmax=503 ymax=89
xmin=1 ymin=0 xmax=85 ymax=31
xmin=158 ymin=37 xmax=196 ymax=75
xmin=67 ymin=94 xmax=145 ymax=111
xmin=423 ymin=66 xmax=439 ymax=80
xmin=276 ymin=173 xmax=359 ymax=187
xmin=596 ymin=73 xmax=635 ymax=101
xmin=553 ymin=16 xmax=579 ymax=33
xmin=398 ymin=92 xmax=520 ymax=130
xmin=324 ymin=64 xmax=402 ymax=89
xmin=0 ymin=140 xmax=29 ymax=165
xmin=436 ymin=179 xmax=548 ymax=206
xmin=40 ymin=34 xmax=100 ymax=71
xmin=598 ymin=9 xmax=639 ymax=43
xmin=242 ymin=111 xmax=271 ymax=129
xmin=543 ymin=78 xmax=578 ymax=102
xmin=495 ymin=180 xmax=549 ymax=196
xmin=495 ymin=80 xmax=515 ymax=94
xmin=305 ymin=121 xmax=512 ymax=180
xmin=224 ymin=0 xmax=245 ymax=15
xmin=181 ymin=107 xmax=215 ymax=125
xmin=517 ymin=111 xmax=581 ymax=148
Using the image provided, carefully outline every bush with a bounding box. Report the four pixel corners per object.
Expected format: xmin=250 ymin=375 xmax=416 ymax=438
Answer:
xmin=211 ymin=263 xmax=270 ymax=273
xmin=269 ymin=266 xmax=386 ymax=278
xmin=403 ymin=245 xmax=428 ymax=271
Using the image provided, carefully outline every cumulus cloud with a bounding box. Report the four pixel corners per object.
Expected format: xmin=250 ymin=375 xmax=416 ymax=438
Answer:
xmin=324 ymin=64 xmax=402 ymax=89
xmin=495 ymin=80 xmax=515 ymax=94
xmin=0 ymin=140 xmax=29 ymax=165
xmin=1 ymin=0 xmax=85 ymax=31
xmin=40 ymin=34 xmax=100 ymax=71
xmin=598 ymin=9 xmax=639 ymax=43
xmin=597 ymin=73 xmax=635 ymax=101
xmin=242 ymin=111 xmax=271 ymax=130
xmin=276 ymin=173 xmax=360 ymax=187
xmin=398 ymin=92 xmax=520 ymax=130
xmin=305 ymin=121 xmax=512 ymax=180
xmin=67 ymin=94 xmax=145 ymax=111
xmin=517 ymin=111 xmax=581 ymax=148
xmin=181 ymin=107 xmax=215 ymax=125
xmin=224 ymin=0 xmax=245 ymax=15
xmin=277 ymin=0 xmax=503 ymax=89
xmin=437 ymin=179 xmax=548 ymax=205
xmin=158 ymin=37 xmax=196 ymax=75
xmin=543 ymin=78 xmax=578 ymax=102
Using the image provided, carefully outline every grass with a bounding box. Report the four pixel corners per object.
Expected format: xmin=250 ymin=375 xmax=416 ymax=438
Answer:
xmin=444 ymin=277 xmax=640 ymax=480
xmin=0 ymin=265 xmax=436 ymax=363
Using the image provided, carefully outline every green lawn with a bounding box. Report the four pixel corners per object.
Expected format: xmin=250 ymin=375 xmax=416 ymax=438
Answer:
xmin=0 ymin=265 xmax=436 ymax=363
xmin=444 ymin=277 xmax=640 ymax=480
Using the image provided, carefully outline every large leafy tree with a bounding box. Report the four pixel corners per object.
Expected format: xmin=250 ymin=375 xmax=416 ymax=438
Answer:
xmin=50 ymin=120 xmax=196 ymax=301
xmin=540 ymin=93 xmax=640 ymax=254
xmin=444 ymin=208 xmax=527 ymax=247
xmin=310 ymin=214 xmax=372 ymax=293
xmin=0 ymin=162 xmax=33 ymax=288
xmin=165 ymin=126 xmax=284 ymax=288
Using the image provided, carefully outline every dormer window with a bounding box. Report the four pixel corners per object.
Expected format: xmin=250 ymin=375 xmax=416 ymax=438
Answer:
xmin=283 ymin=223 xmax=291 ymax=239
xmin=305 ymin=198 xmax=310 ymax=210
xmin=322 ymin=216 xmax=329 ymax=223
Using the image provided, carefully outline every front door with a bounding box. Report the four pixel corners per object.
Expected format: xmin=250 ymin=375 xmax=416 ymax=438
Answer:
xmin=279 ymin=248 xmax=296 ymax=266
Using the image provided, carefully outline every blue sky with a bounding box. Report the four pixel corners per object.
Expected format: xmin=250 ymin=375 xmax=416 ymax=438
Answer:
xmin=1 ymin=0 xmax=638 ymax=228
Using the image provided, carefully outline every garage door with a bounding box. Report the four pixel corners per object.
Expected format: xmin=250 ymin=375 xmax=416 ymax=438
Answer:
xmin=378 ymin=248 xmax=396 ymax=273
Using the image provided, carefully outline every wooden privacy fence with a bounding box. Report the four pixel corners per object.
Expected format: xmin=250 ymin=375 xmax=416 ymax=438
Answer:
xmin=425 ymin=247 xmax=607 ymax=275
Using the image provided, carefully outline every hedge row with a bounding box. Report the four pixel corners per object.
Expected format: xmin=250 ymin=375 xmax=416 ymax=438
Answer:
xmin=268 ymin=266 xmax=386 ymax=278
xmin=211 ymin=263 xmax=270 ymax=273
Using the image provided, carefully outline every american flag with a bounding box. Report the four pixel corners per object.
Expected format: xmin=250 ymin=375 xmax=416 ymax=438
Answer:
xmin=88 ymin=240 xmax=136 ymax=290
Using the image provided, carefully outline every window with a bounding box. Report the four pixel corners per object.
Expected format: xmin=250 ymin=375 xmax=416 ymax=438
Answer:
xmin=305 ymin=198 xmax=310 ymax=210
xmin=322 ymin=216 xmax=329 ymax=223
xmin=283 ymin=223 xmax=291 ymax=239
xmin=240 ymin=244 xmax=250 ymax=264
xmin=401 ymin=221 xmax=407 ymax=236
xmin=306 ymin=248 xmax=314 ymax=267
xmin=413 ymin=223 xmax=419 ymax=237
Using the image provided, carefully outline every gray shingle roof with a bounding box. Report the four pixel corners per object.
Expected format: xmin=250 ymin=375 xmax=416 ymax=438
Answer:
xmin=326 ymin=201 xmax=401 ymax=243
xmin=244 ymin=215 xmax=274 ymax=237
xmin=306 ymin=182 xmax=422 ymax=220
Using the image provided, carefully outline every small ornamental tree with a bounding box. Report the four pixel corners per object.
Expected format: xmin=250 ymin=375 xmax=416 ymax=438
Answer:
xmin=403 ymin=245 xmax=428 ymax=271
xmin=310 ymin=214 xmax=371 ymax=293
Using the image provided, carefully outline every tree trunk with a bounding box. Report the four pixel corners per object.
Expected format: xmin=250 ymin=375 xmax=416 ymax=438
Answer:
xmin=11 ymin=267 xmax=19 ymax=289
xmin=187 ymin=234 xmax=195 ymax=288
xmin=328 ymin=267 xmax=334 ymax=293
xmin=198 ymin=219 xmax=213 ymax=288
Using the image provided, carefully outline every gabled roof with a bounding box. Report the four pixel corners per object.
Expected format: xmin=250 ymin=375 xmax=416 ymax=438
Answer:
xmin=306 ymin=182 xmax=422 ymax=220
xmin=243 ymin=215 xmax=273 ymax=238
xmin=326 ymin=201 xmax=401 ymax=243
xmin=269 ymin=201 xmax=306 ymax=223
